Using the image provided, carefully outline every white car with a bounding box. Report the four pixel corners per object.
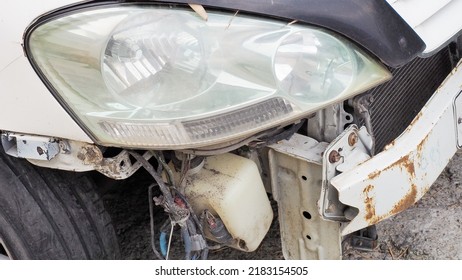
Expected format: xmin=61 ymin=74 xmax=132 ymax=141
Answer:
xmin=1 ymin=0 xmax=461 ymax=259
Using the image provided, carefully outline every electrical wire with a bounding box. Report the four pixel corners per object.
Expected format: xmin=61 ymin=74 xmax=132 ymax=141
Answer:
xmin=151 ymin=151 xmax=175 ymax=185
xmin=129 ymin=150 xmax=209 ymax=260
xmin=148 ymin=184 xmax=165 ymax=260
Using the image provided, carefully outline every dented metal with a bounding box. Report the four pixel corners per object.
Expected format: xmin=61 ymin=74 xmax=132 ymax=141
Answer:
xmin=331 ymin=60 xmax=462 ymax=236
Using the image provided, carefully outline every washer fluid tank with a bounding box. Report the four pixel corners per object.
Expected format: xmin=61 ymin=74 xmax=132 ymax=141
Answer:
xmin=185 ymin=153 xmax=273 ymax=252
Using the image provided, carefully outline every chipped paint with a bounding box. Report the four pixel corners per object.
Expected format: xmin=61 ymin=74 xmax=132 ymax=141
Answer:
xmin=416 ymin=133 xmax=430 ymax=156
xmin=409 ymin=111 xmax=423 ymax=128
xmin=386 ymin=154 xmax=415 ymax=178
xmin=384 ymin=139 xmax=396 ymax=150
xmin=368 ymin=170 xmax=381 ymax=180
xmin=77 ymin=145 xmax=103 ymax=165
xmin=390 ymin=184 xmax=418 ymax=216
xmin=363 ymin=185 xmax=376 ymax=223
xmin=363 ymin=183 xmax=418 ymax=225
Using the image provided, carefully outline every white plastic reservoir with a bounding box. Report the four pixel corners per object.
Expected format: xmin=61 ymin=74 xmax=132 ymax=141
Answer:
xmin=185 ymin=153 xmax=273 ymax=252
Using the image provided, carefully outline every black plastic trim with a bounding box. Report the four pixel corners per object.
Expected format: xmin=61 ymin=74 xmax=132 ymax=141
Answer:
xmin=26 ymin=0 xmax=425 ymax=68
xmin=125 ymin=0 xmax=426 ymax=67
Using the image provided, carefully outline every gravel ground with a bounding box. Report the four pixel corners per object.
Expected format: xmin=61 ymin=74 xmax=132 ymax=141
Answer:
xmin=104 ymin=152 xmax=462 ymax=260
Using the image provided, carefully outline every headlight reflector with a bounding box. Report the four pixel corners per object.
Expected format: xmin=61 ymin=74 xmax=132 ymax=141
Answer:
xmin=27 ymin=5 xmax=390 ymax=149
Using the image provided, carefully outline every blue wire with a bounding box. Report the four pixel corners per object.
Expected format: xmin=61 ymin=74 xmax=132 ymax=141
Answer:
xmin=159 ymin=232 xmax=168 ymax=257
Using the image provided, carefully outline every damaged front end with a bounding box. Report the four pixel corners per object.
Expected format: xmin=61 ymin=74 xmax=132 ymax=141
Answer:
xmin=3 ymin=0 xmax=462 ymax=260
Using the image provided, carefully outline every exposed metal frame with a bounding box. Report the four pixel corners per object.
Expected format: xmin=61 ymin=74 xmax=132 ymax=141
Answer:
xmin=269 ymin=134 xmax=341 ymax=260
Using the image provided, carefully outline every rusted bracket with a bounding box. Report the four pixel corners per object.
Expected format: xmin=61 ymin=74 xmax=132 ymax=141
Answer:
xmin=319 ymin=125 xmax=373 ymax=221
xmin=3 ymin=134 xmax=154 ymax=180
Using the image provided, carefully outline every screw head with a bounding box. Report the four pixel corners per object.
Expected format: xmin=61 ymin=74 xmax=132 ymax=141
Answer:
xmin=348 ymin=132 xmax=358 ymax=146
xmin=329 ymin=150 xmax=341 ymax=163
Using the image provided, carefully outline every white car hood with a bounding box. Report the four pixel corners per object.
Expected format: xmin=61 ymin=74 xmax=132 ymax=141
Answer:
xmin=387 ymin=0 xmax=462 ymax=55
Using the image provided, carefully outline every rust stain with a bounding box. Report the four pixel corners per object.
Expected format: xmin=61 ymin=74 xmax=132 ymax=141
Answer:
xmin=368 ymin=170 xmax=382 ymax=180
xmin=416 ymin=133 xmax=430 ymax=158
xmin=348 ymin=132 xmax=358 ymax=146
xmin=364 ymin=196 xmax=376 ymax=223
xmin=409 ymin=111 xmax=423 ymax=128
xmin=364 ymin=183 xmax=418 ymax=226
xmin=384 ymin=139 xmax=396 ymax=150
xmin=77 ymin=145 xmax=103 ymax=165
xmin=364 ymin=184 xmax=374 ymax=193
xmin=386 ymin=154 xmax=415 ymax=178
xmin=390 ymin=184 xmax=418 ymax=216
xmin=363 ymin=185 xmax=378 ymax=224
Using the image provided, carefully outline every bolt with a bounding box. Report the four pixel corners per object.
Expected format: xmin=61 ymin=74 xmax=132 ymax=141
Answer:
xmin=348 ymin=132 xmax=358 ymax=146
xmin=329 ymin=150 xmax=341 ymax=163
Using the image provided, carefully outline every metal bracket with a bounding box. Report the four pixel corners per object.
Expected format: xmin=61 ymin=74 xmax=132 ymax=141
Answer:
xmin=1 ymin=132 xmax=60 ymax=160
xmin=1 ymin=131 xmax=152 ymax=180
xmin=269 ymin=134 xmax=341 ymax=260
xmin=307 ymin=103 xmax=354 ymax=143
xmin=94 ymin=150 xmax=153 ymax=180
xmin=349 ymin=225 xmax=378 ymax=252
xmin=320 ymin=125 xmax=373 ymax=221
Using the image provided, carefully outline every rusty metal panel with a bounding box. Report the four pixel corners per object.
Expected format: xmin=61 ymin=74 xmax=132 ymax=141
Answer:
xmin=269 ymin=134 xmax=341 ymax=260
xmin=331 ymin=61 xmax=462 ymax=236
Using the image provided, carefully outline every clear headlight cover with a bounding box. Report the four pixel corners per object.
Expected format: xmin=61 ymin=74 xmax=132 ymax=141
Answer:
xmin=27 ymin=5 xmax=391 ymax=149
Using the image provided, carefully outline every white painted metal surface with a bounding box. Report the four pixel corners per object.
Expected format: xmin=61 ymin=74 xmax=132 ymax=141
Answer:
xmin=0 ymin=1 xmax=92 ymax=143
xmin=1 ymin=132 xmax=60 ymax=160
xmin=269 ymin=134 xmax=342 ymax=260
xmin=331 ymin=61 xmax=462 ymax=236
xmin=387 ymin=0 xmax=462 ymax=55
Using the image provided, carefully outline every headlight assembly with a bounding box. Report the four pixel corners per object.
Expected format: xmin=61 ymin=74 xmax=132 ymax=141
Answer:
xmin=26 ymin=4 xmax=391 ymax=149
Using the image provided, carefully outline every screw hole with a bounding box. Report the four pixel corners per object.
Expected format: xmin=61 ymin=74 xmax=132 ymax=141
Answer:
xmin=301 ymin=175 xmax=307 ymax=181
xmin=306 ymin=235 xmax=312 ymax=240
xmin=302 ymin=211 xmax=312 ymax=220
xmin=346 ymin=115 xmax=351 ymax=121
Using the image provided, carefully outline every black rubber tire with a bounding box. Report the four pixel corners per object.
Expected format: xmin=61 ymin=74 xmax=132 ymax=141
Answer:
xmin=0 ymin=148 xmax=120 ymax=259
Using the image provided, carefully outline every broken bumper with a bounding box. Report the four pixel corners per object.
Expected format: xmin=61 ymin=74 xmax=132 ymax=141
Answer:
xmin=331 ymin=62 xmax=462 ymax=235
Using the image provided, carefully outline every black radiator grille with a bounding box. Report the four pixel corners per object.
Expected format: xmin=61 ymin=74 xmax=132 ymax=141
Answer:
xmin=365 ymin=48 xmax=453 ymax=152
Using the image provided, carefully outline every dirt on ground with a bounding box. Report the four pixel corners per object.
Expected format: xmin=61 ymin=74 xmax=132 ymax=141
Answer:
xmin=103 ymin=152 xmax=462 ymax=260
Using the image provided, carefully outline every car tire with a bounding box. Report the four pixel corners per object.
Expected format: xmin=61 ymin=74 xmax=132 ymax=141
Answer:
xmin=0 ymin=148 xmax=120 ymax=259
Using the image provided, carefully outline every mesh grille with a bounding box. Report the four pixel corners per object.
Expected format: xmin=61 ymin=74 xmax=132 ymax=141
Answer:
xmin=365 ymin=48 xmax=453 ymax=152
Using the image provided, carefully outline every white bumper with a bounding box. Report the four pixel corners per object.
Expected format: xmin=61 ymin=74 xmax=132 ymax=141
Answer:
xmin=332 ymin=61 xmax=462 ymax=235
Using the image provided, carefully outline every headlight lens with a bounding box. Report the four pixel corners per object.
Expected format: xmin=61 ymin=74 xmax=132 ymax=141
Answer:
xmin=27 ymin=5 xmax=390 ymax=149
